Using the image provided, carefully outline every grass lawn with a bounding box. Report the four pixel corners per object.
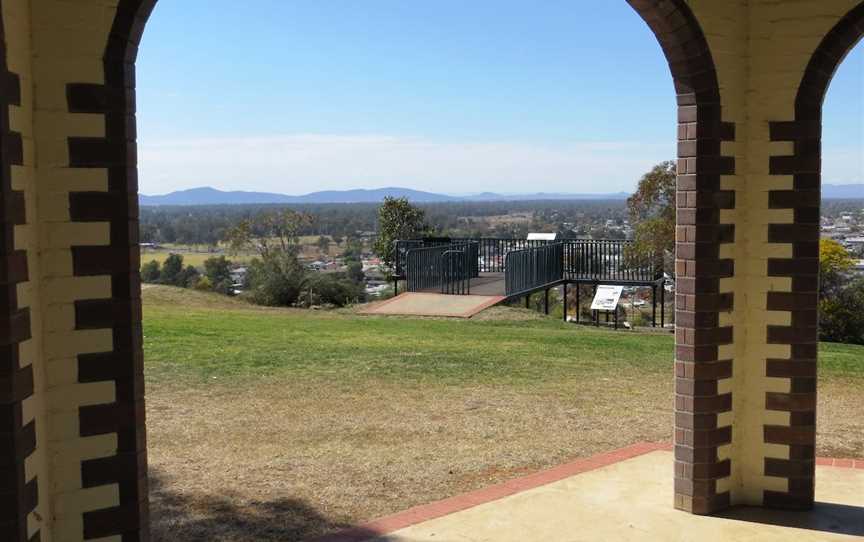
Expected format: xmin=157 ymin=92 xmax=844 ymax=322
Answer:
xmin=143 ymin=286 xmax=864 ymax=541
xmin=140 ymin=250 xmax=254 ymax=269
xmin=140 ymin=236 xmax=351 ymax=270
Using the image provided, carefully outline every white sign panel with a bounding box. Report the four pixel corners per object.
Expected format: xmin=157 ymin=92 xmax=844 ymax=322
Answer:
xmin=527 ymin=232 xmax=557 ymax=241
xmin=590 ymin=285 xmax=624 ymax=311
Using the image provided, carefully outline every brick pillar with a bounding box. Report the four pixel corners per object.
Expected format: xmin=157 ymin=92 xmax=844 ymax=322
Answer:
xmin=0 ymin=31 xmax=35 ymax=541
xmin=626 ymin=0 xmax=737 ymax=515
xmin=759 ymin=3 xmax=864 ymax=509
xmin=673 ymin=97 xmax=736 ymax=514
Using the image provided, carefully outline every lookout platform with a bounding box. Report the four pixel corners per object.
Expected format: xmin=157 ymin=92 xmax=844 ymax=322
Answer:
xmin=381 ymin=238 xmax=669 ymax=323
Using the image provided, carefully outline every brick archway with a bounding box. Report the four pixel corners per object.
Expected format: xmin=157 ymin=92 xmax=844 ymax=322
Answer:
xmin=34 ymin=0 xmax=729 ymax=539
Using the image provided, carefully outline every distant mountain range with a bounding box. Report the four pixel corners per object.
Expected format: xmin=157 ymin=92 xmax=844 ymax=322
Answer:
xmin=823 ymin=184 xmax=864 ymax=199
xmin=138 ymin=184 xmax=864 ymax=206
xmin=138 ymin=186 xmax=631 ymax=206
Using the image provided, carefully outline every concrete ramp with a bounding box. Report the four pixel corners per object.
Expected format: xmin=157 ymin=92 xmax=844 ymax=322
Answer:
xmin=360 ymin=292 xmax=506 ymax=318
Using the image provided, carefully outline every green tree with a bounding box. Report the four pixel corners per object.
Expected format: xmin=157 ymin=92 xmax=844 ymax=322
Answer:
xmin=625 ymin=161 xmax=676 ymax=274
xmin=343 ymin=238 xmax=364 ymax=262
xmin=159 ymin=254 xmax=184 ymax=285
xmin=818 ymin=239 xmax=861 ymax=343
xmin=177 ymin=265 xmax=200 ymax=288
xmin=141 ymin=260 xmax=161 ymax=283
xmin=226 ymin=210 xmax=311 ymax=306
xmin=819 ymin=238 xmax=854 ymax=298
xmin=203 ymin=256 xmax=233 ymax=294
xmin=373 ymin=197 xmax=429 ymax=273
xmin=820 ymin=278 xmax=864 ymax=345
xmin=227 ymin=209 xmax=312 ymax=261
xmin=347 ymin=260 xmax=365 ymax=283
xmin=317 ymin=235 xmax=331 ymax=255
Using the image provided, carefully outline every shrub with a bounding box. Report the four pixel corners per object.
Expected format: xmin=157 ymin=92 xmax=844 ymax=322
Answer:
xmin=141 ymin=260 xmax=161 ymax=283
xmin=347 ymin=260 xmax=365 ymax=283
xmin=820 ymin=278 xmax=864 ymax=345
xmin=302 ymin=273 xmax=365 ymax=307
xmin=159 ymin=253 xmax=184 ymax=285
xmin=177 ymin=265 xmax=200 ymax=288
xmin=204 ymin=256 xmax=235 ymax=294
xmin=244 ymin=254 xmax=307 ymax=307
xmin=193 ymin=276 xmax=213 ymax=291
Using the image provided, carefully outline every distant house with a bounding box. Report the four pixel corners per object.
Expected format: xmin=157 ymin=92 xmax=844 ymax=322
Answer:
xmin=230 ymin=267 xmax=247 ymax=284
xmin=844 ymin=237 xmax=864 ymax=251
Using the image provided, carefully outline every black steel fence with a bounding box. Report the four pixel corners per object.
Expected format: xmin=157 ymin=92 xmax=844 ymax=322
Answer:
xmin=440 ymin=245 xmax=476 ymax=295
xmin=396 ymin=237 xmax=662 ymax=296
xmin=405 ymin=242 xmax=479 ymax=294
xmin=504 ymin=243 xmax=564 ymax=297
xmin=450 ymin=238 xmax=555 ymax=274
xmin=563 ymin=239 xmax=660 ymax=282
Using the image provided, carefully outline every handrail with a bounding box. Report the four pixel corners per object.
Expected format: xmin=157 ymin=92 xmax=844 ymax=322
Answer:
xmin=441 ymin=249 xmax=471 ymax=295
xmin=396 ymin=237 xmax=663 ymax=292
xmin=505 ymin=243 xmax=565 ymax=297
xmin=405 ymin=242 xmax=478 ymax=294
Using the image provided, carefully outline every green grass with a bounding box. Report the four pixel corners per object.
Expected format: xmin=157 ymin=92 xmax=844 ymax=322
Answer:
xmin=142 ymin=286 xmax=864 ymax=385
xmin=818 ymin=341 xmax=864 ymax=376
xmin=140 ymin=250 xmax=253 ymax=269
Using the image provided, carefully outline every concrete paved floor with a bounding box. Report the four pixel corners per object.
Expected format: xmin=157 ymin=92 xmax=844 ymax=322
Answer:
xmin=369 ymin=451 xmax=864 ymax=542
xmin=464 ymin=274 xmax=506 ymax=297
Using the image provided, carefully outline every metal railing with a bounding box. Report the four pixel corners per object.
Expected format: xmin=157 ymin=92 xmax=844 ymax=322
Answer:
xmin=563 ymin=239 xmax=660 ymax=283
xmin=441 ymin=247 xmax=472 ymax=295
xmin=450 ymin=238 xmax=554 ymax=274
xmin=395 ymin=237 xmax=663 ymax=295
xmin=505 ymin=243 xmax=565 ymax=296
xmin=405 ymin=242 xmax=479 ymax=294
xmin=393 ymin=239 xmax=424 ymax=279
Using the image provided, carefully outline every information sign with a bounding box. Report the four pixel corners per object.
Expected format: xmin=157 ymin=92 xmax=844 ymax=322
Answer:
xmin=590 ymin=285 xmax=624 ymax=311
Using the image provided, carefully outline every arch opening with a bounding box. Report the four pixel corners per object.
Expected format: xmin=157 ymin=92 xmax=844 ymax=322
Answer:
xmin=62 ymin=0 xmax=731 ymax=539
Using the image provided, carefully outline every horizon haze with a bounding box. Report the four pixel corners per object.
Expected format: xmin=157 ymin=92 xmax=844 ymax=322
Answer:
xmin=137 ymin=1 xmax=863 ymax=196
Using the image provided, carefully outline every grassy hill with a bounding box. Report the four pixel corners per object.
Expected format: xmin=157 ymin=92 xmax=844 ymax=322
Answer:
xmin=144 ymin=285 xmax=864 ymax=383
xmin=141 ymin=286 xmax=864 ymax=541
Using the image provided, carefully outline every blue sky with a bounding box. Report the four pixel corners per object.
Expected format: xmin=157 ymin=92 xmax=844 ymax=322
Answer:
xmin=137 ymin=0 xmax=863 ymax=196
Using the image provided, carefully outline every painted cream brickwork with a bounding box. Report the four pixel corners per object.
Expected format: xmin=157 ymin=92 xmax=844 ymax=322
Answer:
xmin=24 ymin=1 xmax=118 ymax=540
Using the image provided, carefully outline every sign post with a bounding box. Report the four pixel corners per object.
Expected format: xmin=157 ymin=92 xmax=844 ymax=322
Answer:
xmin=590 ymin=285 xmax=624 ymax=329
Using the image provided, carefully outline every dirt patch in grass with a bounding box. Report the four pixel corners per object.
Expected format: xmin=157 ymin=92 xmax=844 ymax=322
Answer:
xmin=818 ymin=378 xmax=864 ymax=458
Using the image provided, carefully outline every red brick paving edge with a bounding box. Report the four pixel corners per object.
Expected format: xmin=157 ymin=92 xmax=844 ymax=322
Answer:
xmin=311 ymin=442 xmax=668 ymax=542
xmin=311 ymin=442 xmax=864 ymax=542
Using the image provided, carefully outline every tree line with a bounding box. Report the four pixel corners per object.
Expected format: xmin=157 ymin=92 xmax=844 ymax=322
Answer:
xmin=142 ymin=209 xmax=367 ymax=308
xmin=139 ymin=200 xmax=629 ymax=247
